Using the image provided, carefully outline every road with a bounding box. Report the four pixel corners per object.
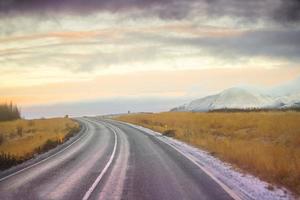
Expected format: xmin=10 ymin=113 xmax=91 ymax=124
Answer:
xmin=0 ymin=118 xmax=236 ymax=200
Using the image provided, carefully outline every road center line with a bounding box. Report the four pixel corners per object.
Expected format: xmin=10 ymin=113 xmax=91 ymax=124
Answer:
xmin=82 ymin=121 xmax=118 ymax=200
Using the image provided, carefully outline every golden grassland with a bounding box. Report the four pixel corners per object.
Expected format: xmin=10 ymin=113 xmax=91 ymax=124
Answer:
xmin=0 ymin=118 xmax=79 ymax=167
xmin=116 ymin=112 xmax=300 ymax=195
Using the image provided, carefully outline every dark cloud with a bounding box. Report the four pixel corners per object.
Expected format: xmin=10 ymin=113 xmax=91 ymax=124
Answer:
xmin=203 ymin=0 xmax=275 ymax=21
xmin=191 ymin=30 xmax=300 ymax=60
xmin=274 ymin=0 xmax=300 ymax=24
xmin=0 ymin=0 xmax=299 ymax=24
xmin=130 ymin=29 xmax=300 ymax=61
xmin=202 ymin=0 xmax=300 ymax=24
xmin=0 ymin=0 xmax=175 ymax=15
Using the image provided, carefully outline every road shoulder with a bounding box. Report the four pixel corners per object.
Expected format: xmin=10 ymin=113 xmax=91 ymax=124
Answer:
xmin=113 ymin=119 xmax=295 ymax=200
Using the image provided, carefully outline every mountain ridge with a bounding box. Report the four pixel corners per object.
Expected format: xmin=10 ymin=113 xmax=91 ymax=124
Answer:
xmin=171 ymin=87 xmax=300 ymax=112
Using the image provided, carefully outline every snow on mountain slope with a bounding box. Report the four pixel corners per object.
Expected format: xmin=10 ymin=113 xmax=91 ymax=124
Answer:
xmin=212 ymin=88 xmax=273 ymax=109
xmin=185 ymin=94 xmax=218 ymax=111
xmin=172 ymin=87 xmax=299 ymax=112
xmin=274 ymin=93 xmax=300 ymax=108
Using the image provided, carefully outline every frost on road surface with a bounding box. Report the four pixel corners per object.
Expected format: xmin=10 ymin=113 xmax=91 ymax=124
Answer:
xmin=121 ymin=122 xmax=295 ymax=200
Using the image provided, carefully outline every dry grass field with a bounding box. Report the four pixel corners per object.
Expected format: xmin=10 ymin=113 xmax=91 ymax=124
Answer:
xmin=0 ymin=118 xmax=80 ymax=169
xmin=117 ymin=112 xmax=300 ymax=195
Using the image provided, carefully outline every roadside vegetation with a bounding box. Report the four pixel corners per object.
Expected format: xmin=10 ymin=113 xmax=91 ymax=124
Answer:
xmin=0 ymin=102 xmax=21 ymax=122
xmin=117 ymin=111 xmax=300 ymax=195
xmin=209 ymin=107 xmax=300 ymax=112
xmin=0 ymin=117 xmax=80 ymax=170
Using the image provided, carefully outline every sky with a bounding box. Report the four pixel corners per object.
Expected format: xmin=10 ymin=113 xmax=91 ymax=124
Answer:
xmin=0 ymin=0 xmax=300 ymax=118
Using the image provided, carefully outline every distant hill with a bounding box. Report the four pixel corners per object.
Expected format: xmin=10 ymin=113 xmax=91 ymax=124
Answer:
xmin=171 ymin=87 xmax=300 ymax=112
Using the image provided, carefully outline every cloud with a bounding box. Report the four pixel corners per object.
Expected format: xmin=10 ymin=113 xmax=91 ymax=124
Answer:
xmin=0 ymin=31 xmax=162 ymax=73
xmin=0 ymin=0 xmax=176 ymax=15
xmin=197 ymin=29 xmax=300 ymax=60
xmin=0 ymin=0 xmax=299 ymax=25
xmin=135 ymin=29 xmax=300 ymax=61
xmin=274 ymin=0 xmax=300 ymax=24
xmin=1 ymin=24 xmax=299 ymax=76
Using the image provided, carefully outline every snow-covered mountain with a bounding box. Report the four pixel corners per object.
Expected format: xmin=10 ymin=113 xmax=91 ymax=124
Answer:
xmin=171 ymin=87 xmax=300 ymax=112
xmin=274 ymin=93 xmax=300 ymax=108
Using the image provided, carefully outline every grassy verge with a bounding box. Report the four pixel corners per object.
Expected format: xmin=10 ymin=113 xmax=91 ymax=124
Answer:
xmin=116 ymin=112 xmax=300 ymax=195
xmin=0 ymin=118 xmax=80 ymax=170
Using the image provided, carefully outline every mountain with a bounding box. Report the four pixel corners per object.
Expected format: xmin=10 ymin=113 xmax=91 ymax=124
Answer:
xmin=274 ymin=93 xmax=300 ymax=108
xmin=171 ymin=87 xmax=300 ymax=112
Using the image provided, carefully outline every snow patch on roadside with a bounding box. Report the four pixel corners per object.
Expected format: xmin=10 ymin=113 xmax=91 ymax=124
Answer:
xmin=124 ymin=122 xmax=295 ymax=200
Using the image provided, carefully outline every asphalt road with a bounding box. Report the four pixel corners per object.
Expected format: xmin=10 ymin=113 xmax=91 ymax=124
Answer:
xmin=0 ymin=118 xmax=236 ymax=200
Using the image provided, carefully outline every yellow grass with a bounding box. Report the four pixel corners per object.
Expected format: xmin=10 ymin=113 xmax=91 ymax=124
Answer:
xmin=0 ymin=118 xmax=79 ymax=157
xmin=116 ymin=112 xmax=300 ymax=195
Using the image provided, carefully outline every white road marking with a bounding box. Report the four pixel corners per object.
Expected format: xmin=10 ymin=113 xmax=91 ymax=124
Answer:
xmin=97 ymin=126 xmax=129 ymax=200
xmin=0 ymin=121 xmax=88 ymax=182
xmin=82 ymin=122 xmax=118 ymax=200
xmin=115 ymin=120 xmax=242 ymax=200
xmin=156 ymin=137 xmax=242 ymax=200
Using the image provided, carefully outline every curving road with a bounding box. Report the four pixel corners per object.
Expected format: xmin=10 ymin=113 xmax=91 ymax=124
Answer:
xmin=0 ymin=118 xmax=237 ymax=200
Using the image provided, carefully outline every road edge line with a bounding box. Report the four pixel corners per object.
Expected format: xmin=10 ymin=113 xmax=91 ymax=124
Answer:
xmin=114 ymin=120 xmax=242 ymax=200
xmin=82 ymin=121 xmax=118 ymax=200
xmin=0 ymin=119 xmax=88 ymax=182
xmin=156 ymin=137 xmax=242 ymax=200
